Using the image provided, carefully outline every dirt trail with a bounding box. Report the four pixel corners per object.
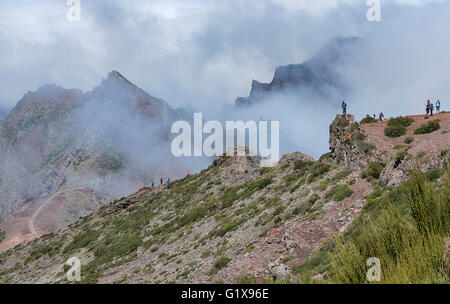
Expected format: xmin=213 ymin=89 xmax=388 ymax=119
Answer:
xmin=27 ymin=188 xmax=89 ymax=238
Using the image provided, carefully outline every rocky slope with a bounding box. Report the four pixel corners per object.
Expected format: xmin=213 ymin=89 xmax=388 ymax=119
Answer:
xmin=0 ymin=112 xmax=447 ymax=283
xmin=235 ymin=37 xmax=361 ymax=107
xmin=0 ymin=71 xmax=191 ymax=251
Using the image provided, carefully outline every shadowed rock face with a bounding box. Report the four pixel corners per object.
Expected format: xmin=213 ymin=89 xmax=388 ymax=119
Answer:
xmin=329 ymin=114 xmax=375 ymax=171
xmin=235 ymin=37 xmax=361 ymax=107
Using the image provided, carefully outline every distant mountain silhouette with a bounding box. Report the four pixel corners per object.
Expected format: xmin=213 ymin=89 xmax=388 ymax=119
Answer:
xmin=235 ymin=37 xmax=362 ymax=107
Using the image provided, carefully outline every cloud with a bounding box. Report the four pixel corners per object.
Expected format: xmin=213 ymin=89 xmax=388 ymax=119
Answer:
xmin=0 ymin=0 xmax=449 ymax=159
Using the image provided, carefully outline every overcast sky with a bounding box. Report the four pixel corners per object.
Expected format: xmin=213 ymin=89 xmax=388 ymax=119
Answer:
xmin=1 ymin=0 xmax=448 ymax=114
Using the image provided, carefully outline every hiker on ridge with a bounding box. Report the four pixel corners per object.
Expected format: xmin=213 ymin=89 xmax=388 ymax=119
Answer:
xmin=151 ymin=180 xmax=155 ymax=187
xmin=426 ymin=99 xmax=431 ymax=115
xmin=167 ymin=178 xmax=171 ymax=184
xmin=341 ymin=101 xmax=347 ymax=114
xmin=430 ymin=102 xmax=434 ymax=116
xmin=160 ymin=177 xmax=163 ymax=185
xmin=379 ymin=112 xmax=384 ymax=121
xmin=436 ymin=100 xmax=441 ymax=113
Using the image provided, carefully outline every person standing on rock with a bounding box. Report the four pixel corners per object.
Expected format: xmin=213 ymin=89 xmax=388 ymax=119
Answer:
xmin=436 ymin=100 xmax=441 ymax=113
xmin=430 ymin=102 xmax=434 ymax=116
xmin=379 ymin=112 xmax=385 ymax=121
xmin=160 ymin=177 xmax=163 ymax=185
xmin=341 ymin=101 xmax=347 ymax=114
xmin=151 ymin=180 xmax=155 ymax=187
xmin=426 ymin=99 xmax=431 ymax=115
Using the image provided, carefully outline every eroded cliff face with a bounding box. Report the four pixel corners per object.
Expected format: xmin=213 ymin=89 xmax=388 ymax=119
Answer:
xmin=235 ymin=37 xmax=361 ymax=107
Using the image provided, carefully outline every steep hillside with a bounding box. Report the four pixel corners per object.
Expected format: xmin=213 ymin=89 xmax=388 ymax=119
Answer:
xmin=0 ymin=112 xmax=448 ymax=283
xmin=0 ymin=71 xmax=192 ymax=251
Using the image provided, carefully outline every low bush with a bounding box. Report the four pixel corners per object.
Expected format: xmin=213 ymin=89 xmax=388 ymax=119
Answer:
xmin=325 ymin=185 xmax=354 ymax=202
xmin=414 ymin=120 xmax=440 ymax=135
xmin=329 ymin=166 xmax=449 ymax=283
xmin=307 ymin=162 xmax=331 ymax=183
xmin=210 ymin=257 xmax=231 ymax=275
xmin=294 ymin=159 xmax=313 ymax=170
xmin=384 ymin=116 xmax=414 ymax=138
xmin=361 ymin=163 xmax=385 ymax=180
xmin=404 ymin=136 xmax=414 ymax=144
xmin=360 ymin=116 xmax=378 ymax=125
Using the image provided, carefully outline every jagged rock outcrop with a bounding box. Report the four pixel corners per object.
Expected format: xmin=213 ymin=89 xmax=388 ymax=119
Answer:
xmin=235 ymin=37 xmax=361 ymax=107
xmin=379 ymin=148 xmax=448 ymax=187
xmin=329 ymin=114 xmax=375 ymax=170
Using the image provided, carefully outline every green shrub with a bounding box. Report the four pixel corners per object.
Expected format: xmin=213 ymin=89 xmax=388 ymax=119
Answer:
xmin=360 ymin=116 xmax=378 ymax=125
xmin=210 ymin=257 xmax=232 ymax=275
xmin=215 ymin=221 xmax=239 ymax=237
xmin=416 ymin=151 xmax=426 ymax=159
xmin=414 ymin=120 xmax=440 ymax=135
xmin=318 ymin=179 xmax=330 ymax=191
xmin=293 ymin=251 xmax=330 ymax=275
xmin=308 ymin=194 xmax=320 ymax=204
xmin=384 ymin=116 xmax=414 ymax=138
xmin=294 ymin=159 xmax=313 ymax=170
xmin=307 ymin=162 xmax=331 ymax=183
xmin=361 ymin=163 xmax=385 ymax=180
xmin=325 ymin=185 xmax=354 ymax=202
xmin=319 ymin=152 xmax=332 ymax=162
xmin=404 ymin=136 xmax=414 ymax=144
xmin=63 ymin=228 xmax=100 ymax=254
xmin=356 ymin=140 xmax=376 ymax=154
xmin=332 ymin=170 xmax=352 ymax=183
xmin=329 ymin=166 xmax=450 ymax=284
xmin=407 ymin=167 xmax=449 ymax=235
xmin=389 ymin=116 xmax=415 ymax=127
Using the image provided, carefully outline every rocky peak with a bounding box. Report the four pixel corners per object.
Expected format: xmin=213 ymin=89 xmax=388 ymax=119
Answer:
xmin=329 ymin=114 xmax=375 ymax=170
xmin=88 ymin=71 xmax=173 ymax=120
xmin=104 ymin=70 xmax=137 ymax=89
xmin=235 ymin=37 xmax=360 ymax=107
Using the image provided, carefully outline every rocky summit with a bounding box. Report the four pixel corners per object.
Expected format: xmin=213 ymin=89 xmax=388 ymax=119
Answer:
xmin=0 ymin=72 xmax=191 ymax=251
xmin=235 ymin=37 xmax=361 ymax=107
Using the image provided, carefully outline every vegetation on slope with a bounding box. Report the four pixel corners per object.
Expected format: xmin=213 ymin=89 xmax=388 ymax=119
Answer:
xmin=384 ymin=116 xmax=415 ymax=138
xmin=0 ymin=153 xmax=351 ymax=284
xmin=293 ymin=165 xmax=449 ymax=284
xmin=414 ymin=120 xmax=441 ymax=135
xmin=360 ymin=116 xmax=378 ymax=125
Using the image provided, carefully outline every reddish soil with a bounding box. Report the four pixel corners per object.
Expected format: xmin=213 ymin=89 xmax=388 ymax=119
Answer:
xmin=361 ymin=112 xmax=450 ymax=159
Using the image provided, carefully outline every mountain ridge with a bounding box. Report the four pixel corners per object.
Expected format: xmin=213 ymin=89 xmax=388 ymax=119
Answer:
xmin=0 ymin=111 xmax=447 ymax=283
xmin=0 ymin=71 xmax=193 ymax=251
xmin=235 ymin=37 xmax=361 ymax=107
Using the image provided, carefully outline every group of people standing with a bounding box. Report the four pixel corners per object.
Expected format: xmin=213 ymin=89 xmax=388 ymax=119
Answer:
xmin=151 ymin=177 xmax=170 ymax=187
xmin=150 ymin=171 xmax=190 ymax=187
xmin=342 ymin=100 xmax=443 ymax=120
xmin=426 ymin=99 xmax=441 ymax=116
xmin=343 ymin=101 xmax=385 ymax=121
